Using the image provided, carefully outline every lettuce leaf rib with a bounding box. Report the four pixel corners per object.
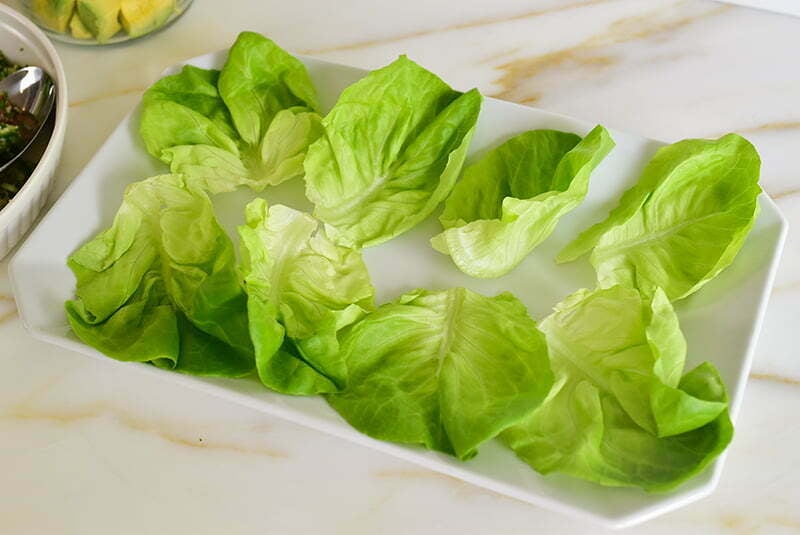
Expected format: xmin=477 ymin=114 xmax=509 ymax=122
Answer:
xmin=304 ymin=56 xmax=482 ymax=248
xmin=557 ymin=134 xmax=761 ymax=301
xmin=327 ymin=288 xmax=553 ymax=459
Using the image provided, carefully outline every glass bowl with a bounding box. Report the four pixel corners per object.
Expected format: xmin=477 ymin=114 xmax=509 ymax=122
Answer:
xmin=13 ymin=0 xmax=193 ymax=46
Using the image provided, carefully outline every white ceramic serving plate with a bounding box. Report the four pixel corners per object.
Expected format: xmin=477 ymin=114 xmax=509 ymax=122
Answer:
xmin=0 ymin=3 xmax=68 ymax=259
xmin=9 ymin=50 xmax=787 ymax=529
xmin=719 ymin=0 xmax=800 ymax=17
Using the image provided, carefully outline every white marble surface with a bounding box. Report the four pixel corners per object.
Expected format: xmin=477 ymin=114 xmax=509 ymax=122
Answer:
xmin=1 ymin=0 xmax=799 ymax=532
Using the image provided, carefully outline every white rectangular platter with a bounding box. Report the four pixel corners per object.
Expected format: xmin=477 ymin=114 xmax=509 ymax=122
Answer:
xmin=9 ymin=51 xmax=788 ymax=529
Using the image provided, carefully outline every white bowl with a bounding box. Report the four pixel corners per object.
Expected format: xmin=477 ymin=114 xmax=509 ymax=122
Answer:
xmin=0 ymin=3 xmax=68 ymax=259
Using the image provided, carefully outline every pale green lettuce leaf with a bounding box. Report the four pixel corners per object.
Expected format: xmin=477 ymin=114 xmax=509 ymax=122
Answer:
xmin=139 ymin=66 xmax=239 ymax=159
xmin=304 ymin=56 xmax=482 ymax=247
xmin=140 ymin=32 xmax=322 ymax=194
xmin=238 ymin=198 xmax=375 ymax=395
xmin=431 ymin=125 xmax=614 ymax=278
xmin=500 ymin=286 xmax=733 ymax=491
xmin=557 ymin=134 xmax=761 ymax=300
xmin=218 ymin=31 xmax=319 ymax=146
xmin=326 ymin=288 xmax=553 ymax=459
xmin=65 ymin=174 xmax=254 ymax=377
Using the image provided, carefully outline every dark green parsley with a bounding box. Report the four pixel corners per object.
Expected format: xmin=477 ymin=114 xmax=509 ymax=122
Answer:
xmin=0 ymin=159 xmax=33 ymax=210
xmin=0 ymin=51 xmax=21 ymax=80
xmin=0 ymin=50 xmax=37 ymax=210
xmin=0 ymin=110 xmax=25 ymax=163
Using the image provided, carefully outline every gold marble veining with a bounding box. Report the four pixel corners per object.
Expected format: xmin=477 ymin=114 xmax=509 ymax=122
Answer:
xmin=720 ymin=514 xmax=753 ymax=534
xmin=517 ymin=92 xmax=544 ymax=105
xmin=69 ymin=87 xmax=147 ymax=109
xmin=750 ymin=372 xmax=800 ymax=387
xmin=478 ymin=46 xmax=523 ymax=66
xmin=0 ymin=309 xmax=18 ymax=323
xmin=492 ymin=3 xmax=730 ymax=102
xmin=4 ymin=404 xmax=289 ymax=458
xmin=373 ymin=469 xmax=532 ymax=505
xmin=768 ymin=516 xmax=800 ymax=530
xmin=0 ymin=295 xmax=17 ymax=324
xmin=737 ymin=120 xmax=800 ymax=134
xmin=773 ymin=280 xmax=800 ymax=295
xmin=373 ymin=468 xmax=485 ymax=498
xmin=721 ymin=513 xmax=800 ymax=534
xmin=300 ymin=0 xmax=614 ymax=55
xmin=770 ymin=186 xmax=800 ymax=200
xmin=373 ymin=468 xmax=467 ymax=483
xmin=495 ymin=50 xmax=616 ymax=102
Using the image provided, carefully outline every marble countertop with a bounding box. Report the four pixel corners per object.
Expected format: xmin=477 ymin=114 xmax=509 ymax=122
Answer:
xmin=1 ymin=0 xmax=798 ymax=533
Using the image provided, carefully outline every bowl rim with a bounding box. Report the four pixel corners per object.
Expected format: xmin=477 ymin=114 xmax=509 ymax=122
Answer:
xmin=26 ymin=0 xmax=196 ymax=47
xmin=0 ymin=2 xmax=69 ymax=227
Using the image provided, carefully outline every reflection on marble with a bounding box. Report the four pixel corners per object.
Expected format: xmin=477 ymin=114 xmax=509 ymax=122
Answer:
xmin=1 ymin=0 xmax=798 ymax=532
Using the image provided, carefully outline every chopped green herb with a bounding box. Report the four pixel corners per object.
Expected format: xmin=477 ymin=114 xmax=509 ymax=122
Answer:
xmin=0 ymin=159 xmax=33 ymax=209
xmin=0 ymin=52 xmax=21 ymax=79
xmin=0 ymin=49 xmax=38 ymax=210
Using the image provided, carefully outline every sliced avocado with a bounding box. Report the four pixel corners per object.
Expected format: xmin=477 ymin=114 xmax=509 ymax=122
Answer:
xmin=120 ymin=0 xmax=176 ymax=37
xmin=30 ymin=0 xmax=77 ymax=33
xmin=76 ymin=0 xmax=122 ymax=43
xmin=69 ymin=13 xmax=93 ymax=39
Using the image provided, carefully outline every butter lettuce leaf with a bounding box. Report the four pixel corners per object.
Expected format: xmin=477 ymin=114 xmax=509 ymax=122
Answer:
xmin=432 ymin=125 xmax=614 ymax=278
xmin=140 ymin=32 xmax=322 ymax=194
xmin=500 ymin=286 xmax=733 ymax=491
xmin=218 ymin=31 xmax=320 ymax=146
xmin=304 ymin=56 xmax=482 ymax=247
xmin=557 ymin=134 xmax=761 ymax=300
xmin=326 ymin=288 xmax=553 ymax=459
xmin=238 ymin=199 xmax=375 ymax=395
xmin=65 ymin=174 xmax=254 ymax=377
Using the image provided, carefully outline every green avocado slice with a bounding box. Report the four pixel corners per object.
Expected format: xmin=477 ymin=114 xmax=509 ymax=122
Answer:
xmin=77 ymin=0 xmax=122 ymax=42
xmin=69 ymin=13 xmax=93 ymax=39
xmin=31 ymin=0 xmax=76 ymax=33
xmin=120 ymin=0 xmax=176 ymax=37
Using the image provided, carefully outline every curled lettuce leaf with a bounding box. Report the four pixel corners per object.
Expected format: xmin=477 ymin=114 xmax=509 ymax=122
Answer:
xmin=557 ymin=134 xmax=761 ymax=301
xmin=140 ymin=32 xmax=322 ymax=194
xmin=326 ymin=288 xmax=553 ymax=459
xmin=238 ymin=199 xmax=375 ymax=395
xmin=65 ymin=175 xmax=254 ymax=377
xmin=304 ymin=56 xmax=482 ymax=247
xmin=500 ymin=286 xmax=733 ymax=491
xmin=431 ymin=125 xmax=614 ymax=278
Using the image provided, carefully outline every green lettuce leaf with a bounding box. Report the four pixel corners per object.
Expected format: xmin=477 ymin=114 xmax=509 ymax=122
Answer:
xmin=238 ymin=198 xmax=375 ymax=395
xmin=140 ymin=32 xmax=322 ymax=194
xmin=557 ymin=134 xmax=762 ymax=300
xmin=65 ymin=174 xmax=254 ymax=377
xmin=304 ymin=56 xmax=482 ymax=247
xmin=218 ymin=31 xmax=320 ymax=146
xmin=326 ymin=288 xmax=553 ymax=459
xmin=500 ymin=286 xmax=733 ymax=491
xmin=431 ymin=125 xmax=614 ymax=278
